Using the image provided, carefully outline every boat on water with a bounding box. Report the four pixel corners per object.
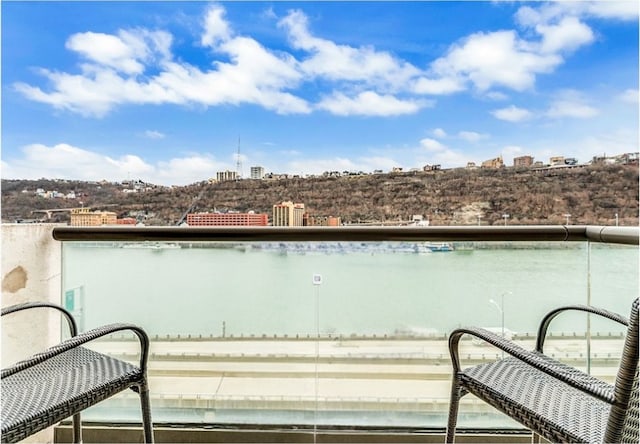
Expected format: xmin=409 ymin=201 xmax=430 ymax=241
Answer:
xmin=121 ymin=242 xmax=181 ymax=250
xmin=429 ymin=242 xmax=453 ymax=252
xmin=416 ymin=242 xmax=454 ymax=253
xmin=255 ymin=241 xmax=454 ymax=255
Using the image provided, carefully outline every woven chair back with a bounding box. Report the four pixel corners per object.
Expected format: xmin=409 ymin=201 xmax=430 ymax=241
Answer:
xmin=607 ymin=299 xmax=639 ymax=443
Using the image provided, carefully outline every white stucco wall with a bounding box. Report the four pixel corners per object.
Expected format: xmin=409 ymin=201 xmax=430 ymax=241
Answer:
xmin=2 ymin=223 xmax=64 ymax=443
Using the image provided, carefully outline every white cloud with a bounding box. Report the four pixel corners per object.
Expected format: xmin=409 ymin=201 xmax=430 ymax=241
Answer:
xmin=432 ymin=128 xmax=447 ymax=138
xmin=14 ymin=69 xmax=146 ymax=117
xmin=201 ymin=4 xmax=232 ymax=48
xmin=106 ymin=153 xmax=155 ymax=175
xmin=515 ymin=5 xmax=545 ymax=28
xmin=536 ymin=16 xmax=594 ymax=54
xmin=431 ymin=30 xmax=562 ymax=92
xmin=11 ymin=2 xmax=629 ymax=119
xmin=546 ymin=91 xmax=598 ymax=118
xmin=481 ymin=90 xmax=602 ymax=123
xmin=417 ymin=138 xmax=469 ymax=168
xmin=144 ymin=130 xmax=165 ymax=139
xmin=546 ymin=101 xmax=598 ymax=119
xmin=413 ymin=76 xmax=465 ymax=95
xmin=277 ymin=149 xmax=301 ymax=156
xmin=262 ymin=6 xmax=277 ymax=21
xmin=156 ymin=155 xmax=221 ymax=184
xmin=222 ymin=37 xmax=300 ymax=88
xmin=317 ymin=91 xmax=426 ymax=116
xmin=502 ymin=145 xmax=525 ymax=161
xmin=458 ymin=131 xmax=489 ymax=142
xmin=66 ymin=32 xmax=145 ymax=75
xmin=517 ymin=2 xmax=638 ymax=27
xmin=2 ymin=143 xmax=224 ymax=185
xmin=358 ymin=156 xmax=399 ymax=172
xmin=278 ymin=10 xmax=420 ymax=92
xmin=2 ymin=143 xmax=151 ymax=181
xmin=287 ymin=157 xmax=357 ymax=175
xmin=578 ymin=128 xmax=638 ymax=160
xmin=485 ymin=91 xmax=509 ymax=101
xmin=13 ymin=5 xmax=309 ymax=117
xmin=491 ymin=105 xmax=533 ymax=122
xmin=429 ymin=150 xmax=471 ymax=168
xmin=66 ymin=29 xmax=173 ymax=75
xmin=528 ymin=128 xmax=637 ymax=165
xmin=427 ymin=2 xmax=624 ymax=95
xmin=619 ymin=89 xmax=639 ymax=104
xmin=583 ymin=1 xmax=639 ymax=21
xmin=419 ymin=138 xmax=447 ymax=152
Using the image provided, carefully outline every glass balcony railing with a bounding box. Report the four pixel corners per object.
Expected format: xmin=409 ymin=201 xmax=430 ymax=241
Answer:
xmin=51 ymin=225 xmax=638 ymax=434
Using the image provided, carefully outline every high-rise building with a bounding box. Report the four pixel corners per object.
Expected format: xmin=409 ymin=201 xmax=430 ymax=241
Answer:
xmin=250 ymin=166 xmax=265 ymax=180
xmin=186 ymin=212 xmax=268 ymax=226
xmin=272 ymin=201 xmax=305 ymax=226
xmin=216 ymin=170 xmax=238 ymax=182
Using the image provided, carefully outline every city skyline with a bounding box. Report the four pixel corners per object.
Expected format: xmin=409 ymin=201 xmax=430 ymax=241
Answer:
xmin=2 ymin=1 xmax=638 ymax=185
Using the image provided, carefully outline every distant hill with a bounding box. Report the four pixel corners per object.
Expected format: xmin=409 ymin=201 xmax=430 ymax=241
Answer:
xmin=2 ymin=163 xmax=638 ymax=226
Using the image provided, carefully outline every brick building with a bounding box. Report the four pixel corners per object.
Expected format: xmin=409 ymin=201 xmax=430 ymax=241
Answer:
xmin=186 ymin=212 xmax=268 ymax=226
xmin=305 ymin=215 xmax=341 ymax=226
xmin=70 ymin=208 xmax=117 ymax=226
xmin=513 ymin=155 xmax=534 ymax=168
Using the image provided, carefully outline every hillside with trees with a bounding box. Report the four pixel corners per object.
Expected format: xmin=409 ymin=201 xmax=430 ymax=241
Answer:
xmin=1 ymin=163 xmax=638 ymax=226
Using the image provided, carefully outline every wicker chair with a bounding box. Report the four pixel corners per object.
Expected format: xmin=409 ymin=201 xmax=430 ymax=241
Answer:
xmin=446 ymin=298 xmax=639 ymax=443
xmin=1 ymin=302 xmax=154 ymax=443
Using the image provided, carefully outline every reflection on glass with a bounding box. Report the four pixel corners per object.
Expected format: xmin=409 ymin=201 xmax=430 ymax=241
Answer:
xmin=62 ymin=241 xmax=638 ymax=428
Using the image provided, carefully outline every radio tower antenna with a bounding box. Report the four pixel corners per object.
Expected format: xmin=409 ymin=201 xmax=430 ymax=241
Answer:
xmin=235 ymin=136 xmax=242 ymax=179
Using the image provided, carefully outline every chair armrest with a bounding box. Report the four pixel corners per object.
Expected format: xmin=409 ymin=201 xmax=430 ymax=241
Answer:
xmin=449 ymin=326 xmax=614 ymax=403
xmin=536 ymin=304 xmax=629 ymax=353
xmin=1 ymin=322 xmax=150 ymax=379
xmin=2 ymin=301 xmax=78 ymax=337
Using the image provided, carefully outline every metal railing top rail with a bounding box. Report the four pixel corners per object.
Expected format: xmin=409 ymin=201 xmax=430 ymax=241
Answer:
xmin=52 ymin=225 xmax=638 ymax=245
xmin=585 ymin=226 xmax=639 ymax=245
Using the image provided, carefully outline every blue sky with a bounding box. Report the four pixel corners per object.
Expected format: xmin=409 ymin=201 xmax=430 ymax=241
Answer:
xmin=2 ymin=1 xmax=638 ymax=186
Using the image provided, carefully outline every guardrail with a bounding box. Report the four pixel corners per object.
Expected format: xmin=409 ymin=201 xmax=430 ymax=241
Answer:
xmin=52 ymin=225 xmax=639 ymax=245
xmin=52 ymin=223 xmax=636 ymax=437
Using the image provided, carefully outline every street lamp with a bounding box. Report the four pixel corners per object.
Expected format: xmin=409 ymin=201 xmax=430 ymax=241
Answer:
xmin=502 ymin=214 xmax=509 ymax=226
xmin=489 ymin=292 xmax=512 ymax=339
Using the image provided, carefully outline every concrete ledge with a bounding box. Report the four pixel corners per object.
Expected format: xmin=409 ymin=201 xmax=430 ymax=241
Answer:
xmin=54 ymin=424 xmax=533 ymax=443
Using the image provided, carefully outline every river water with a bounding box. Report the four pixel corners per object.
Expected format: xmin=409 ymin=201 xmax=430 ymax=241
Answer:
xmin=62 ymin=241 xmax=638 ymax=337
